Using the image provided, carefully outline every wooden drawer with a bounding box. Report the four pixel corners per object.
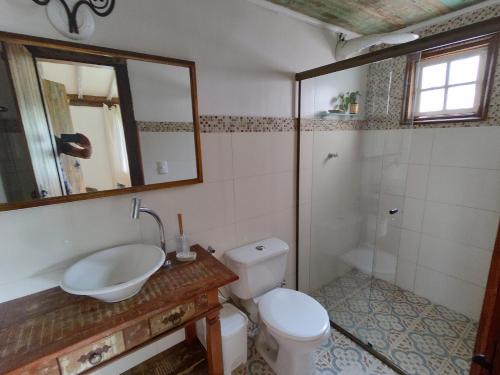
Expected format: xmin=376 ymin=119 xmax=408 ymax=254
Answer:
xmin=150 ymin=302 xmax=195 ymax=336
xmin=57 ymin=332 xmax=125 ymax=375
xmin=15 ymin=359 xmax=59 ymax=375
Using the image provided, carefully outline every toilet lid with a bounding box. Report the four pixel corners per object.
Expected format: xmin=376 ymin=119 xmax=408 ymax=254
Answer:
xmin=258 ymin=289 xmax=330 ymax=342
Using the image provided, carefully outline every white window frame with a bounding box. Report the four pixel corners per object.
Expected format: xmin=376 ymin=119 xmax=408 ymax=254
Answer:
xmin=414 ymin=46 xmax=488 ymax=117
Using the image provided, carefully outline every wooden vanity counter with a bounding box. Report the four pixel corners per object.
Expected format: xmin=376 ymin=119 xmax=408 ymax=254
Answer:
xmin=0 ymin=245 xmax=238 ymax=375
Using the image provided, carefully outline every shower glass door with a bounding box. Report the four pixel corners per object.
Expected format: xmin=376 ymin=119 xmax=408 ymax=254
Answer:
xmin=298 ymin=53 xmax=420 ymax=370
xmin=299 ymin=36 xmax=500 ymax=375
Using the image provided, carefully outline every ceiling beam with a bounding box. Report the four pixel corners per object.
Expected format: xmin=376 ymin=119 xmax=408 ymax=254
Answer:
xmin=68 ymin=94 xmax=119 ymax=108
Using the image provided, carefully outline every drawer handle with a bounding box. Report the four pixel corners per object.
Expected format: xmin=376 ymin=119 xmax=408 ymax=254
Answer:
xmin=77 ymin=344 xmax=111 ymax=365
xmin=88 ymin=352 xmax=102 ymax=365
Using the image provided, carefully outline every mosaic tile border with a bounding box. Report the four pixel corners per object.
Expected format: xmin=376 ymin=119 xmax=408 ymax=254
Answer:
xmin=136 ymin=115 xmax=500 ymax=133
xmin=199 ymin=115 xmax=297 ymax=133
xmin=137 ymin=121 xmax=194 ymax=132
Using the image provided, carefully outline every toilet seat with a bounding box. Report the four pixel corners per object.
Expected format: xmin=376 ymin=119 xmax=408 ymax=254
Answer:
xmin=258 ymin=288 xmax=330 ymax=342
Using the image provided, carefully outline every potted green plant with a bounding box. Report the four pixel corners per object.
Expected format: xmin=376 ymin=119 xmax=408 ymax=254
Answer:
xmin=347 ymin=91 xmax=361 ymax=114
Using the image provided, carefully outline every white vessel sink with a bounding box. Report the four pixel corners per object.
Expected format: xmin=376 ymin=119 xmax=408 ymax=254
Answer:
xmin=61 ymin=244 xmax=166 ymax=303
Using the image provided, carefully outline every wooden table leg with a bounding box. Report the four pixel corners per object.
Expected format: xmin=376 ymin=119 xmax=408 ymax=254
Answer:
xmin=185 ymin=322 xmax=197 ymax=344
xmin=206 ymin=310 xmax=223 ymax=375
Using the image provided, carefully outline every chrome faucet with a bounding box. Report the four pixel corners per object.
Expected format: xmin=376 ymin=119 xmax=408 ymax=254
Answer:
xmin=130 ymin=198 xmax=170 ymax=266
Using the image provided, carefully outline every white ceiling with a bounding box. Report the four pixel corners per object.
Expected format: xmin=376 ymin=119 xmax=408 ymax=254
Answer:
xmin=37 ymin=60 xmax=118 ymax=99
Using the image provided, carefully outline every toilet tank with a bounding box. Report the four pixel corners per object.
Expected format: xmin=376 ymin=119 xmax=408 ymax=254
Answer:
xmin=224 ymin=238 xmax=289 ymax=300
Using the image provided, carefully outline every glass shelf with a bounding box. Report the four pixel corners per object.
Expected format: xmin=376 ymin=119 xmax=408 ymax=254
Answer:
xmin=317 ymin=111 xmax=366 ymax=120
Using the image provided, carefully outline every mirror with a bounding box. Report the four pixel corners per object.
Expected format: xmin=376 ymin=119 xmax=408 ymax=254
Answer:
xmin=0 ymin=33 xmax=202 ymax=210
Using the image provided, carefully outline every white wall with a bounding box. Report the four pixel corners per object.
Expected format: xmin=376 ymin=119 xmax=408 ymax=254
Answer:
xmin=300 ymin=125 xmax=500 ymax=320
xmin=128 ymin=61 xmax=193 ymax=122
xmin=0 ymin=0 xmax=335 ymax=117
xmin=140 ymin=132 xmax=197 ymax=183
xmin=0 ymin=0 xmax=335 ymax=301
xmin=304 ymin=66 xmax=369 ymax=118
xmin=70 ymin=106 xmax=115 ymax=191
xmin=394 ymin=127 xmax=499 ymax=320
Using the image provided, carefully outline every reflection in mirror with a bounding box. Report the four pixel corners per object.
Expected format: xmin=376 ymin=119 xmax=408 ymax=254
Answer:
xmin=37 ymin=59 xmax=131 ymax=194
xmin=128 ymin=60 xmax=197 ymax=184
xmin=0 ymin=40 xmax=201 ymax=208
xmin=0 ymin=44 xmax=37 ymax=203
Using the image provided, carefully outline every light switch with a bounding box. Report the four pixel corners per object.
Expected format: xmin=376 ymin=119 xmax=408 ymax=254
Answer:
xmin=157 ymin=161 xmax=169 ymax=174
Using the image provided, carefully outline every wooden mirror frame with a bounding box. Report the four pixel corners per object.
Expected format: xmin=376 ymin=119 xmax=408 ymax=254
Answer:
xmin=0 ymin=30 xmax=203 ymax=212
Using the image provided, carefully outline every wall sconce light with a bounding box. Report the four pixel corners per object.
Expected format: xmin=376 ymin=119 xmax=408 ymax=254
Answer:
xmin=32 ymin=0 xmax=115 ymax=40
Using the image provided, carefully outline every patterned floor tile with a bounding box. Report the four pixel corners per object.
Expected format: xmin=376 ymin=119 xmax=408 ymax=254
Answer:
xmin=309 ymin=269 xmax=478 ymax=375
xmin=242 ymin=317 xmax=397 ymax=375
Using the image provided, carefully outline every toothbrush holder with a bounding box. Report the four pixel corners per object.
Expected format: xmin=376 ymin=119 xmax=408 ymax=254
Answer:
xmin=176 ymin=234 xmax=189 ymax=254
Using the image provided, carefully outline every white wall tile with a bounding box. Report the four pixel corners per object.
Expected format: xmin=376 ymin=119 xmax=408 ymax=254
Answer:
xmin=271 ymin=132 xmax=296 ymax=173
xmin=299 ymin=131 xmax=313 ymax=170
xmin=271 ymin=171 xmax=295 ymax=212
xmin=272 ymin=208 xmax=296 ymax=277
xmin=427 ymin=166 xmax=500 ymax=212
xmin=381 ymin=161 xmax=408 ymax=196
xmin=235 ymin=213 xmax=274 ymax=246
xmin=383 ymin=129 xmax=411 ymax=164
xmin=299 ymin=167 xmax=312 ymax=205
xmin=402 ymin=197 xmax=425 ymax=232
xmin=298 ymin=203 xmax=311 ymax=292
xmin=414 ymin=266 xmax=485 ymax=320
xmin=396 ymin=259 xmax=416 ymax=292
xmin=398 ymin=229 xmax=420 ymax=263
xmin=376 ymin=222 xmax=402 ymax=256
xmin=234 ymin=174 xmax=273 ymax=221
xmin=422 ymin=201 xmax=499 ymax=250
xmin=431 ymin=127 xmax=500 ymax=169
xmin=360 ymin=130 xmax=386 ymax=159
xmin=408 ymin=129 xmax=434 ymax=165
xmin=313 ymin=131 xmax=363 ymax=164
xmin=232 ymin=133 xmax=273 ymax=178
xmin=188 ymin=224 xmax=237 ymax=260
xmin=201 ymin=133 xmax=233 ymax=182
xmin=0 ymin=131 xmax=300 ymax=300
xmin=0 ymin=195 xmax=142 ymax=285
xmin=405 ymin=164 xmax=429 ymax=200
xmin=418 ymin=235 xmax=492 ymax=287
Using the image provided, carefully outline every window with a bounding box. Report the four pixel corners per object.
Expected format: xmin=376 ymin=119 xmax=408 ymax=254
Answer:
xmin=402 ymin=35 xmax=498 ymax=124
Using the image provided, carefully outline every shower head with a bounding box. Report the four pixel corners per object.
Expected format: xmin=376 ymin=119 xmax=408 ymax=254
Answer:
xmin=130 ymin=197 xmax=142 ymax=220
xmin=335 ymin=32 xmax=419 ymax=61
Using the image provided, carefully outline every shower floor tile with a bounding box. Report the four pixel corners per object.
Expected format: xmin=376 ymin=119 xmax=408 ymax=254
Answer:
xmin=310 ymin=270 xmax=478 ymax=375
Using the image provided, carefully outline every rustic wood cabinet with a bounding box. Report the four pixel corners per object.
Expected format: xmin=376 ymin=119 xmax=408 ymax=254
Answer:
xmin=0 ymin=246 xmax=238 ymax=375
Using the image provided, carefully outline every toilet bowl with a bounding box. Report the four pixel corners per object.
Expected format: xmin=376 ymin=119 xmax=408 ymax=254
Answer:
xmin=224 ymin=238 xmax=330 ymax=375
xmin=256 ymin=288 xmax=330 ymax=375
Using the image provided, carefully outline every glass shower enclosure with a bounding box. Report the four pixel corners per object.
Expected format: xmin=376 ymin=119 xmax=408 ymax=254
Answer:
xmin=298 ymin=44 xmax=499 ymax=374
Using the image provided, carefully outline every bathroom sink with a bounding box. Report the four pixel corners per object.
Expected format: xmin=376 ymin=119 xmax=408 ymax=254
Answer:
xmin=61 ymin=244 xmax=166 ymax=303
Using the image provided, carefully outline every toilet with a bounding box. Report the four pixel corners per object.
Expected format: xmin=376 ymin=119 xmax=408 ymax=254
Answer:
xmin=224 ymin=238 xmax=330 ymax=375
